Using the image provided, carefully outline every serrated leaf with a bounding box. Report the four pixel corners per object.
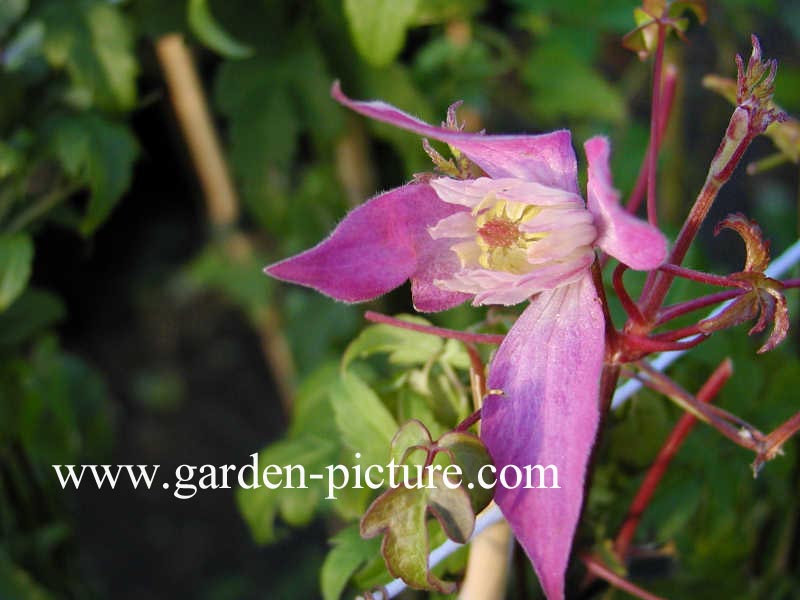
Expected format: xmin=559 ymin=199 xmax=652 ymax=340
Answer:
xmin=331 ymin=371 xmax=398 ymax=467
xmin=187 ymin=0 xmax=253 ymax=59
xmin=343 ymin=0 xmax=419 ymax=67
xmin=0 ymin=232 xmax=32 ymax=311
xmin=321 ymin=524 xmax=382 ymax=600
xmin=360 ymin=471 xmax=474 ymax=593
xmin=342 ymin=314 xmax=444 ymax=370
xmin=38 ymin=0 xmax=137 ymax=111
xmin=44 ymin=113 xmax=138 ymax=234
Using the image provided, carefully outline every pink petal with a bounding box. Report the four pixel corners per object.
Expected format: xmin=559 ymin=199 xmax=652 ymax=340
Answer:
xmin=266 ymin=183 xmax=468 ymax=310
xmin=332 ymin=82 xmax=579 ymax=194
xmin=481 ymin=272 xmax=604 ymax=600
xmin=584 ymin=136 xmax=667 ymax=270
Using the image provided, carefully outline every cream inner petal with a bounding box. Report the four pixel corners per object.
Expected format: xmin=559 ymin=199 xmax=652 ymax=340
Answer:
xmin=428 ymin=176 xmax=599 ymax=303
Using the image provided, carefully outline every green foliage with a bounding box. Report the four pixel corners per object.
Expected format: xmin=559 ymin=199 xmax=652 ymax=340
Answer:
xmin=37 ymin=0 xmax=137 ymax=112
xmin=0 ymin=233 xmax=32 ymax=311
xmin=360 ymin=470 xmax=473 ymax=594
xmin=320 ymin=523 xmax=381 ymax=600
xmin=187 ymin=0 xmax=253 ymax=59
xmin=43 ymin=112 xmax=138 ymax=234
xmin=0 ymin=0 xmax=798 ymax=597
xmin=343 ymin=0 xmax=420 ymax=67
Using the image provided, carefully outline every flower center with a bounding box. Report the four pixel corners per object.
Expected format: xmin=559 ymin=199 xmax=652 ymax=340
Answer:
xmin=477 ymin=218 xmax=519 ymax=248
xmin=470 ymin=199 xmax=541 ymax=273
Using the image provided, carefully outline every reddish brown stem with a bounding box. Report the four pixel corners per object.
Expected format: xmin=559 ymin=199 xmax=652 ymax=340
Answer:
xmin=754 ymin=410 xmax=800 ymax=473
xmin=626 ymin=64 xmax=677 ymax=216
xmin=581 ymin=554 xmax=666 ymax=600
xmin=614 ymin=358 xmax=733 ymax=559
xmin=632 ymin=362 xmax=766 ymax=452
xmin=658 ymin=263 xmax=747 ymax=288
xmin=614 ymin=263 xmax=645 ymax=325
xmin=648 ymin=323 xmax=705 ymax=343
xmin=646 ymin=23 xmax=668 ymax=226
xmin=454 ymin=408 xmax=482 ymax=432
xmin=621 ymin=332 xmax=707 ymax=354
xmin=782 ymin=278 xmax=800 ymax=289
xmin=364 ymin=311 xmax=505 ymax=345
xmin=656 ymin=289 xmax=744 ymax=326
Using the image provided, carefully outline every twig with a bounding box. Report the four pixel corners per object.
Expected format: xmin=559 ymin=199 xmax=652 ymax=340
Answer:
xmin=581 ymin=553 xmax=666 ymax=600
xmin=614 ymin=358 xmax=733 ymax=558
xmin=613 ymin=238 xmax=800 ymax=409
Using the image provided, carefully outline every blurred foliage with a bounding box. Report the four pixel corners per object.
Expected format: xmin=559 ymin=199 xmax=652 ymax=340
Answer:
xmin=0 ymin=0 xmax=799 ymax=598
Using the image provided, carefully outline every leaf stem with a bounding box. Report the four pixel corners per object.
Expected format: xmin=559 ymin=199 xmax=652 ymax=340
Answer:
xmin=656 ymin=289 xmax=744 ymax=325
xmin=614 ymin=358 xmax=732 ymax=559
xmin=581 ymin=553 xmax=666 ymax=600
xmin=7 ymin=183 xmax=79 ymax=233
xmin=364 ymin=311 xmax=505 ymax=345
xmin=646 ymin=23 xmax=667 ymax=227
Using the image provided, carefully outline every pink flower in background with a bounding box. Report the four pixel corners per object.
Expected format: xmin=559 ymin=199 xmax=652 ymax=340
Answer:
xmin=266 ymin=83 xmax=667 ymax=599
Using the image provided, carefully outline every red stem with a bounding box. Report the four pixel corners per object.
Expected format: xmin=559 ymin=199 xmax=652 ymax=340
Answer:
xmin=626 ymin=64 xmax=678 ymax=216
xmin=782 ymin=278 xmax=800 ymax=289
xmin=658 ymin=263 xmax=748 ymax=288
xmin=621 ymin=332 xmax=707 ymax=354
xmin=364 ymin=311 xmax=505 ymax=345
xmin=581 ymin=554 xmax=666 ymax=600
xmin=754 ymin=410 xmax=800 ymax=473
xmin=646 ymin=23 xmax=668 ymax=227
xmin=656 ymin=289 xmax=744 ymax=326
xmin=614 ymin=359 xmax=733 ymax=559
xmin=613 ymin=263 xmax=645 ymax=324
xmin=648 ymin=323 xmax=705 ymax=343
xmin=454 ymin=408 xmax=482 ymax=432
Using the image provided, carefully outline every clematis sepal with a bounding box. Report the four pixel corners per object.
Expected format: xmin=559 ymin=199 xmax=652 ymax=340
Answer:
xmin=481 ymin=272 xmax=605 ymax=600
xmin=265 ymin=183 xmax=470 ymax=312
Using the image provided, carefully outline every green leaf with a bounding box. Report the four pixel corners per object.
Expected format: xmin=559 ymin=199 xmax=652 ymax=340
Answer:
xmin=0 ymin=140 xmax=23 ymax=179
xmin=390 ymin=419 xmax=433 ymax=466
xmin=342 ymin=314 xmax=444 ymax=370
xmin=38 ymin=0 xmax=137 ymax=111
xmin=524 ymin=43 xmax=626 ymax=125
xmin=0 ymin=0 xmax=27 ymax=39
xmin=320 ymin=524 xmax=382 ymax=600
xmin=343 ymin=0 xmax=420 ymax=67
xmin=187 ymin=0 xmax=254 ymax=59
xmin=2 ymin=20 xmax=44 ymax=72
xmin=437 ymin=431 xmax=493 ymax=512
xmin=183 ymin=239 xmax=272 ymax=320
xmin=44 ymin=113 xmax=138 ymax=234
xmin=0 ymin=232 xmax=32 ymax=311
xmin=331 ymin=371 xmax=398 ymax=467
xmin=0 ymin=550 xmax=54 ymax=600
xmin=237 ymin=433 xmax=339 ymax=544
xmin=0 ymin=288 xmax=64 ymax=347
xmin=360 ymin=471 xmax=474 ymax=593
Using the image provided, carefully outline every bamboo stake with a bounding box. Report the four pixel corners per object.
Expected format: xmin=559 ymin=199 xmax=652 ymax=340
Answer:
xmin=155 ymin=34 xmax=239 ymax=226
xmin=155 ymin=33 xmax=295 ymax=411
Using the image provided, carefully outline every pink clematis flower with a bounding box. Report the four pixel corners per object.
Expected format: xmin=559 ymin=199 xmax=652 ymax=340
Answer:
xmin=267 ymin=83 xmax=667 ymax=599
